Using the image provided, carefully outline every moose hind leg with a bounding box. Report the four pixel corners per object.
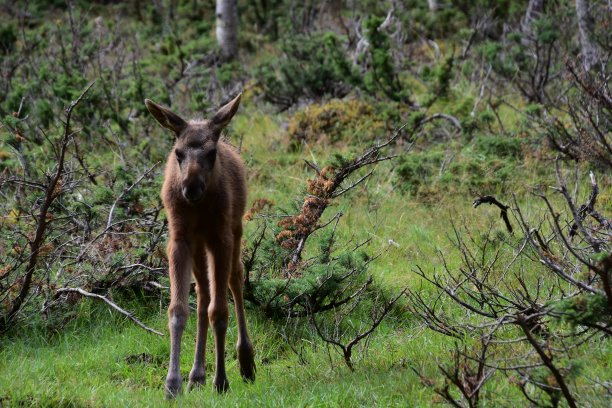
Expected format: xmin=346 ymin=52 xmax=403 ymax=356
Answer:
xmin=188 ymin=247 xmax=210 ymax=391
xmin=208 ymin=242 xmax=231 ymax=393
xmin=165 ymin=239 xmax=193 ymax=398
xmin=229 ymin=233 xmax=256 ymax=382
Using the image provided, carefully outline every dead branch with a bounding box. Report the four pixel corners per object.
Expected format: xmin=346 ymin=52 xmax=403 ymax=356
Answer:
xmin=473 ymin=195 xmax=513 ymax=234
xmin=54 ymin=287 xmax=163 ymax=336
xmin=311 ymin=288 xmax=406 ymax=371
xmin=516 ymin=314 xmax=577 ymax=408
xmin=277 ymin=122 xmax=411 ymax=271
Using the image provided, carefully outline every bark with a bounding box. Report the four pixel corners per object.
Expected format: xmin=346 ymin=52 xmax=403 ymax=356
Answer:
xmin=575 ymin=0 xmax=599 ymax=71
xmin=216 ymin=0 xmax=239 ymax=60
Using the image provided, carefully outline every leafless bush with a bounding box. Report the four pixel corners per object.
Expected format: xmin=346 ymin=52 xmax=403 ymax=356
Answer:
xmin=312 ymin=288 xmax=406 ymax=371
xmin=406 ymin=163 xmax=610 ymax=407
xmin=413 ymin=337 xmax=495 ymax=408
xmin=539 ymin=63 xmax=611 ymax=170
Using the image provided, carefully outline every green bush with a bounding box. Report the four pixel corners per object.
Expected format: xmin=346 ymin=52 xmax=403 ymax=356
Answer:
xmin=362 ymin=16 xmax=410 ymax=102
xmin=256 ymin=32 xmax=361 ymax=109
xmin=551 ymin=293 xmax=611 ymax=328
xmin=286 ymin=99 xmax=396 ymax=150
xmin=474 ymin=135 xmax=522 ymax=158
xmin=0 ymin=22 xmax=17 ymax=54
xmin=395 ymin=151 xmax=444 ymax=195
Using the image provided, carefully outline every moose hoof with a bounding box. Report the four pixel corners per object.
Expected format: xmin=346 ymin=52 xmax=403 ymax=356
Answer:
xmin=165 ymin=376 xmax=182 ymax=399
xmin=187 ymin=379 xmax=205 ymax=392
xmin=237 ymin=342 xmax=256 ymax=382
xmin=187 ymin=369 xmax=206 ymax=391
xmin=213 ymin=376 xmax=229 ymax=394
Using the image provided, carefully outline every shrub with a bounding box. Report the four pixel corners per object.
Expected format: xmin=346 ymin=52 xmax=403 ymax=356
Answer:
xmin=362 ymin=16 xmax=411 ymax=103
xmin=286 ymin=99 xmax=393 ymax=150
xmin=395 ymin=151 xmax=444 ymax=195
xmin=0 ymin=23 xmax=17 ymax=54
xmin=256 ymin=32 xmax=361 ymax=109
xmin=394 ymin=135 xmax=522 ymax=200
xmin=474 ymin=135 xmax=522 ymax=158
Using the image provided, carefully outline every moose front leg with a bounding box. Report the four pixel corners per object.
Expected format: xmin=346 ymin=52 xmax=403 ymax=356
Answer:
xmin=165 ymin=239 xmax=193 ymax=398
xmin=188 ymin=247 xmax=209 ymax=391
xmin=208 ymin=241 xmax=232 ymax=393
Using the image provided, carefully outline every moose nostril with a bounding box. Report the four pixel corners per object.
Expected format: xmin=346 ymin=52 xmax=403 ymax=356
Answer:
xmin=183 ymin=185 xmax=203 ymax=201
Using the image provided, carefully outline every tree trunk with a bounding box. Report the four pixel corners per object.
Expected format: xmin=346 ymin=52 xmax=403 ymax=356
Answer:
xmin=575 ymin=0 xmax=599 ymax=71
xmin=427 ymin=0 xmax=438 ymax=11
xmin=216 ymin=0 xmax=238 ymax=60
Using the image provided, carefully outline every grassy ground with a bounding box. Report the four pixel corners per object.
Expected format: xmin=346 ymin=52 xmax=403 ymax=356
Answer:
xmin=1 ymin=297 xmax=610 ymax=407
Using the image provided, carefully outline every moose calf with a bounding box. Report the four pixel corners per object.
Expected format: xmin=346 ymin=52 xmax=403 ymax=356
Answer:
xmin=145 ymin=94 xmax=255 ymax=397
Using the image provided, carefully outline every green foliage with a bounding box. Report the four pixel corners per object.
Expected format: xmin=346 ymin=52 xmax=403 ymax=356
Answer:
xmin=362 ymin=16 xmax=410 ymax=102
xmin=256 ymin=32 xmax=361 ymax=108
xmin=421 ymin=55 xmax=455 ymax=107
xmin=478 ymin=11 xmax=567 ymax=103
xmin=0 ymin=22 xmax=17 ymax=54
xmin=251 ymin=251 xmax=367 ymax=317
xmin=551 ymin=294 xmax=611 ymax=328
xmin=394 ymin=133 xmax=523 ymax=201
xmin=395 ymin=151 xmax=444 ymax=195
xmin=474 ymin=135 xmax=522 ymax=158
xmin=286 ymin=99 xmax=396 ymax=150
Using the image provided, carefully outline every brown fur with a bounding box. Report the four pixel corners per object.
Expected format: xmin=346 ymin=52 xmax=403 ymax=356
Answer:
xmin=145 ymin=94 xmax=255 ymax=397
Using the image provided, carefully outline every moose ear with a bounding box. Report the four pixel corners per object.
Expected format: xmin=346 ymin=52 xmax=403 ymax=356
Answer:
xmin=210 ymin=93 xmax=242 ymax=131
xmin=144 ymin=99 xmax=187 ymax=137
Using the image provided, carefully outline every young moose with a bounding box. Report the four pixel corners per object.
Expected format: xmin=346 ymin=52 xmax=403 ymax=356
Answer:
xmin=145 ymin=94 xmax=255 ymax=397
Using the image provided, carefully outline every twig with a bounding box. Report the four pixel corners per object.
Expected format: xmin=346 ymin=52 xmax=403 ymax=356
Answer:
xmin=107 ymin=162 xmax=160 ymax=229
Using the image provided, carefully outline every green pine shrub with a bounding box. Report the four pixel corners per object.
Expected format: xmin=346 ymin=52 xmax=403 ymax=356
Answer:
xmin=256 ymin=32 xmax=361 ymax=109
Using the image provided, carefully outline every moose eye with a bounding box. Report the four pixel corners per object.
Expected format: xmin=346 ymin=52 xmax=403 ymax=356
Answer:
xmin=175 ymin=150 xmax=185 ymax=163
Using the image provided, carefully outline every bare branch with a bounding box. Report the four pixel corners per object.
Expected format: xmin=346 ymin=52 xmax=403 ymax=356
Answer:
xmin=473 ymin=195 xmax=513 ymax=234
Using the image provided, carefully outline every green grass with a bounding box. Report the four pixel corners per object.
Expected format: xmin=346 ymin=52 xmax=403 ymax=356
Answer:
xmin=2 ymin=297 xmax=609 ymax=407
xmin=0 ymin=302 xmax=440 ymax=407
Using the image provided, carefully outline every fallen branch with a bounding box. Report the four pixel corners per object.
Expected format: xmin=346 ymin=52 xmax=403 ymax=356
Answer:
xmin=55 ymin=287 xmax=163 ymax=336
